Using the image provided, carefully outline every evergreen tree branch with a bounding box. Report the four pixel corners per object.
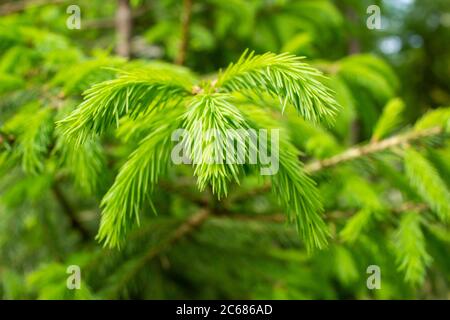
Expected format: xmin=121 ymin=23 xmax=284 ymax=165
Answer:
xmin=394 ymin=212 xmax=432 ymax=285
xmin=97 ymin=116 xmax=182 ymax=248
xmin=229 ymin=126 xmax=445 ymax=201
xmin=404 ymin=147 xmax=450 ymax=223
xmin=305 ymin=126 xmax=443 ymax=173
xmin=236 ymin=104 xmax=329 ymax=251
xmin=58 ymin=67 xmax=194 ymax=145
xmin=183 ymin=93 xmax=253 ymax=198
xmin=224 ymin=202 xmax=429 ymax=224
xmin=218 ymin=50 xmax=339 ymax=125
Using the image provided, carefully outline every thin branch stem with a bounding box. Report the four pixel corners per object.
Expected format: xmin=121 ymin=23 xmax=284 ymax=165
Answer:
xmin=305 ymin=126 xmax=443 ymax=173
xmin=52 ymin=182 xmax=90 ymax=241
xmin=229 ymin=127 xmax=444 ymax=202
xmin=0 ymin=0 xmax=65 ymax=16
xmin=175 ymin=0 xmax=193 ymax=65
xmin=225 ymin=202 xmax=429 ymax=223
xmin=116 ymin=0 xmax=132 ymax=58
xmin=0 ymin=131 xmax=15 ymax=146
xmin=159 ymin=180 xmax=209 ymax=207
xmin=83 ymin=3 xmax=154 ymax=29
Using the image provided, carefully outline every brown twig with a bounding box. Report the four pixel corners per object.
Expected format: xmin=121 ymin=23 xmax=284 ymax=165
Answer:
xmin=175 ymin=0 xmax=193 ymax=65
xmin=83 ymin=2 xmax=154 ymax=29
xmin=52 ymin=182 xmax=90 ymax=241
xmin=230 ymin=127 xmax=444 ymax=202
xmin=305 ymin=126 xmax=443 ymax=173
xmin=159 ymin=180 xmax=209 ymax=207
xmin=116 ymin=0 xmax=132 ymax=58
xmin=0 ymin=131 xmax=15 ymax=146
xmin=0 ymin=0 xmax=65 ymax=16
xmin=225 ymin=202 xmax=429 ymax=224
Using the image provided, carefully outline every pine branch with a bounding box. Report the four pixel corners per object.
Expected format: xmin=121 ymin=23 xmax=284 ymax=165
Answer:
xmin=394 ymin=212 xmax=432 ymax=285
xmin=230 ymin=126 xmax=445 ymax=201
xmin=218 ymin=50 xmax=339 ymax=125
xmin=183 ymin=93 xmax=253 ymax=198
xmin=272 ymin=140 xmax=329 ymax=251
xmin=305 ymin=126 xmax=443 ymax=173
xmin=55 ymin=135 xmax=106 ymax=195
xmin=2 ymin=104 xmax=54 ymax=174
xmin=97 ymin=116 xmax=181 ymax=248
xmin=58 ymin=66 xmax=194 ymax=145
xmin=404 ymin=148 xmax=450 ymax=223
xmin=60 ymin=51 xmax=341 ymax=251
xmin=236 ymin=104 xmax=329 ymax=251
xmin=225 ymin=202 xmax=429 ymax=224
xmin=339 ymin=208 xmax=373 ymax=243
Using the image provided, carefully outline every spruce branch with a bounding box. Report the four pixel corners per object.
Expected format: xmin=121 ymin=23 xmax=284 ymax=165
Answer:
xmin=404 ymin=148 xmax=450 ymax=223
xmin=218 ymin=50 xmax=339 ymax=125
xmin=97 ymin=116 xmax=182 ymax=248
xmin=60 ymin=51 xmax=340 ymax=250
xmin=394 ymin=212 xmax=432 ymax=285
xmin=224 ymin=202 xmax=429 ymax=223
xmin=183 ymin=93 xmax=254 ymax=198
xmin=237 ymin=104 xmax=329 ymax=251
xmin=2 ymin=104 xmax=54 ymax=175
xmin=305 ymin=126 xmax=443 ymax=173
xmin=230 ymin=126 xmax=445 ymax=201
xmin=57 ymin=66 xmax=195 ymax=145
xmin=55 ymin=135 xmax=106 ymax=195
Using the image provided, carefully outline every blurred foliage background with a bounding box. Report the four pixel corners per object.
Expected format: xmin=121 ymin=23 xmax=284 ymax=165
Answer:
xmin=0 ymin=0 xmax=449 ymax=299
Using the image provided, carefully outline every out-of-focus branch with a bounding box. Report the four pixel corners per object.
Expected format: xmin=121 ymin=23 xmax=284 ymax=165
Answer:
xmin=159 ymin=180 xmax=209 ymax=207
xmin=175 ymin=0 xmax=193 ymax=65
xmin=83 ymin=3 xmax=154 ymax=29
xmin=225 ymin=202 xmax=429 ymax=223
xmin=305 ymin=126 xmax=443 ymax=173
xmin=0 ymin=131 xmax=15 ymax=146
xmin=52 ymin=182 xmax=90 ymax=241
xmin=0 ymin=0 xmax=65 ymax=16
xmin=116 ymin=0 xmax=132 ymax=58
xmin=108 ymin=209 xmax=209 ymax=297
xmin=345 ymin=7 xmax=360 ymax=55
xmin=229 ymin=127 xmax=444 ymax=202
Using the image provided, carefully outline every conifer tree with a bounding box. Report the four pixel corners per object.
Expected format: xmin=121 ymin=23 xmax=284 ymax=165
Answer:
xmin=0 ymin=0 xmax=448 ymax=300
